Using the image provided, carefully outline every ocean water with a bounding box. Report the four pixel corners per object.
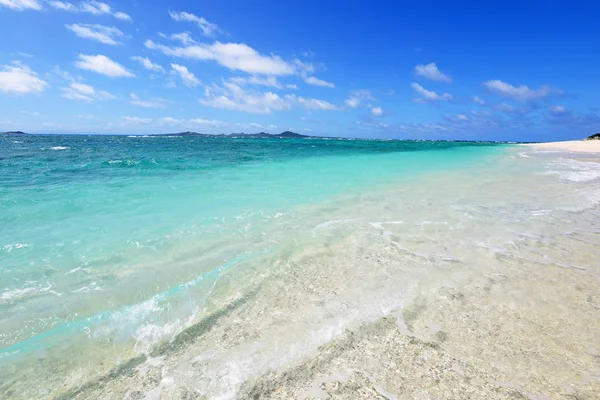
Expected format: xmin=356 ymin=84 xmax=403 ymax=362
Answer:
xmin=1 ymin=134 xmax=599 ymax=399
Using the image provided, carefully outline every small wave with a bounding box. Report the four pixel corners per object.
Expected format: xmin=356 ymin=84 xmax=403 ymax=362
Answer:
xmin=545 ymin=158 xmax=600 ymax=182
xmin=0 ymin=283 xmax=60 ymax=303
xmin=71 ymin=282 xmax=104 ymax=293
xmin=1 ymin=287 xmax=36 ymax=302
xmin=50 ymin=146 xmax=69 ymax=150
xmin=314 ymin=218 xmax=363 ymax=230
xmin=2 ymin=243 xmax=31 ymax=252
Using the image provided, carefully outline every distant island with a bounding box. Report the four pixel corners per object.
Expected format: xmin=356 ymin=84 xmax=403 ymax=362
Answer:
xmin=158 ymin=130 xmax=313 ymax=139
xmin=1 ymin=130 xmax=318 ymax=139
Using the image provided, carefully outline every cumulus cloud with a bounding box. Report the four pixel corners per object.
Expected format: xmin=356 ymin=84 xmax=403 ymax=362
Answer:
xmin=200 ymin=82 xmax=338 ymax=114
xmin=80 ymin=0 xmax=109 ymax=14
xmin=549 ymin=105 xmax=566 ymax=114
xmin=293 ymin=59 xmax=315 ymax=75
xmin=121 ymin=116 xmax=152 ymax=125
xmin=62 ymin=81 xmax=115 ymax=101
xmin=129 ymin=93 xmax=167 ymax=108
xmin=293 ymin=95 xmax=339 ymax=111
xmin=131 ymin=56 xmax=164 ymax=72
xmin=170 ymin=32 xmax=197 ymax=45
xmin=201 ymin=82 xmax=290 ymax=114
xmin=170 ymin=63 xmax=200 ymax=87
xmin=371 ymin=106 xmax=383 ymax=117
xmin=473 ymin=96 xmax=485 ymax=105
xmin=230 ymin=75 xmax=283 ymax=89
xmin=113 ymin=11 xmax=131 ymax=21
xmin=344 ymin=90 xmax=374 ymax=108
xmin=0 ymin=0 xmax=42 ymax=10
xmin=189 ymin=118 xmax=224 ymax=127
xmin=169 ymin=11 xmax=219 ymax=37
xmin=145 ymin=39 xmax=295 ymax=76
xmin=304 ymin=76 xmax=335 ymax=88
xmin=158 ymin=117 xmax=183 ymax=125
xmin=415 ymin=62 xmax=452 ymax=83
xmin=411 ymin=82 xmax=452 ymax=102
xmin=0 ymin=64 xmax=47 ymax=94
xmin=47 ymin=1 xmax=131 ymax=20
xmin=483 ymin=80 xmax=560 ymax=102
xmin=228 ymin=75 xmax=298 ymax=90
xmin=65 ymin=23 xmax=123 ymax=45
xmin=47 ymin=1 xmax=76 ymax=10
xmin=75 ymin=54 xmax=134 ymax=77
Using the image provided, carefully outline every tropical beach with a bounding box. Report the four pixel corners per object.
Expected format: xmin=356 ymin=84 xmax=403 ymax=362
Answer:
xmin=2 ymin=1 xmax=600 ymax=399
xmin=1 ymin=135 xmax=599 ymax=399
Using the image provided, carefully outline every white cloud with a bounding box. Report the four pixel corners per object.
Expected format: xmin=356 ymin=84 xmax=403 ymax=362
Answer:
xmin=201 ymin=82 xmax=289 ymax=114
xmin=344 ymin=90 xmax=374 ymax=108
xmin=158 ymin=117 xmax=183 ymax=125
xmin=170 ymin=32 xmax=196 ymax=45
xmin=286 ymin=83 xmax=298 ymax=90
xmin=52 ymin=65 xmax=75 ymax=81
xmin=411 ymin=82 xmax=452 ymax=102
xmin=189 ymin=118 xmax=224 ymax=126
xmin=229 ymin=75 xmax=284 ymax=89
xmin=47 ymin=1 xmax=131 ymax=20
xmin=304 ymin=76 xmax=335 ymax=88
xmin=169 ymin=11 xmax=219 ymax=37
xmin=293 ymin=95 xmax=339 ymax=111
xmin=65 ymin=24 xmax=123 ymax=45
xmin=62 ymin=81 xmax=115 ymax=101
xmin=170 ymin=63 xmax=200 ymax=87
xmin=80 ymin=0 xmax=110 ymax=15
xmin=0 ymin=64 xmax=47 ymax=94
xmin=0 ymin=0 xmax=42 ymax=10
xmin=473 ymin=96 xmax=485 ymax=105
xmin=75 ymin=54 xmax=134 ymax=77
xmin=356 ymin=121 xmax=389 ymax=129
xmin=457 ymin=114 xmax=468 ymax=121
xmin=200 ymin=82 xmax=339 ymax=114
xmin=131 ymin=56 xmax=164 ymax=72
xmin=293 ymin=59 xmax=315 ymax=75
xmin=549 ymin=105 xmax=566 ymax=114
xmin=415 ymin=62 xmax=452 ymax=83
xmin=129 ymin=93 xmax=166 ymax=108
xmin=483 ymin=80 xmax=558 ymax=102
xmin=345 ymin=97 xmax=360 ymax=108
xmin=47 ymin=1 xmax=76 ymax=11
xmin=371 ymin=106 xmax=383 ymax=117
xmin=145 ymin=39 xmax=295 ymax=76
xmin=121 ymin=116 xmax=152 ymax=125
xmin=113 ymin=11 xmax=131 ymax=21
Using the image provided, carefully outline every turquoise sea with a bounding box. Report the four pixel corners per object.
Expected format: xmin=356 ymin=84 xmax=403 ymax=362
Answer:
xmin=1 ymin=134 xmax=599 ymax=399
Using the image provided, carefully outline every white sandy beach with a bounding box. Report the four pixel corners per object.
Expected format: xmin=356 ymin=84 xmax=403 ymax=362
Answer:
xmin=523 ymin=140 xmax=600 ymax=153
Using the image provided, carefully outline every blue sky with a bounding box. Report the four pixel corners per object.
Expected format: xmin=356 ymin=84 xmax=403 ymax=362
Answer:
xmin=0 ymin=0 xmax=599 ymax=141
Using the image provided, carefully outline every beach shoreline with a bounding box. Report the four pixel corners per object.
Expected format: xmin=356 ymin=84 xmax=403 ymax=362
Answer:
xmin=523 ymin=140 xmax=600 ymax=153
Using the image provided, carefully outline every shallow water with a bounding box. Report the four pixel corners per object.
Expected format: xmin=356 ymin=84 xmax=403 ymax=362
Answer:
xmin=1 ymin=135 xmax=599 ymax=399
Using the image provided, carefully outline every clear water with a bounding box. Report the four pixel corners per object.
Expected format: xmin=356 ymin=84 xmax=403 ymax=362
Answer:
xmin=1 ymin=134 xmax=599 ymax=399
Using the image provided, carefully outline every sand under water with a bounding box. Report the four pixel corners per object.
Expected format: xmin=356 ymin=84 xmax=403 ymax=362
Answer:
xmin=1 ymin=136 xmax=599 ymax=399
